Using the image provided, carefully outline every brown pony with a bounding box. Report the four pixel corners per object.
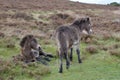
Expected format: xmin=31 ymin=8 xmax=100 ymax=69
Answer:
xmin=20 ymin=35 xmax=41 ymax=63
xmin=55 ymin=17 xmax=92 ymax=73
xmin=20 ymin=35 xmax=54 ymax=63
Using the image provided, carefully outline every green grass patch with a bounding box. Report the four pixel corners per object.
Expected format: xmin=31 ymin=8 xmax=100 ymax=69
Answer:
xmin=0 ymin=35 xmax=120 ymax=80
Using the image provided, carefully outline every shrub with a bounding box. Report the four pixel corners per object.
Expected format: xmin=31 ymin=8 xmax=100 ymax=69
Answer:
xmin=108 ymin=2 xmax=120 ymax=6
xmin=85 ymin=45 xmax=98 ymax=54
xmin=0 ymin=13 xmax=11 ymax=19
xmin=102 ymin=33 xmax=120 ymax=41
xmin=12 ymin=12 xmax=34 ymax=20
xmin=109 ymin=49 xmax=120 ymax=57
xmin=0 ymin=32 xmax=5 ymax=38
xmin=111 ymin=33 xmax=120 ymax=41
xmin=49 ymin=12 xmax=74 ymax=28
xmin=100 ymin=43 xmax=120 ymax=51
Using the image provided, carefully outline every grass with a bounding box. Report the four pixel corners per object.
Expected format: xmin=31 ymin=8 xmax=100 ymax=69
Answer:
xmin=39 ymin=35 xmax=120 ymax=80
xmin=43 ymin=51 xmax=120 ymax=80
xmin=0 ymin=60 xmax=51 ymax=80
xmin=0 ymin=34 xmax=120 ymax=80
xmin=0 ymin=38 xmax=51 ymax=80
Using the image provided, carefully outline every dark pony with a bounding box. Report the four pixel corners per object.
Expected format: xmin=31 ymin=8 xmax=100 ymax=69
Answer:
xmin=20 ymin=35 xmax=54 ymax=63
xmin=55 ymin=17 xmax=92 ymax=73
xmin=20 ymin=35 xmax=41 ymax=63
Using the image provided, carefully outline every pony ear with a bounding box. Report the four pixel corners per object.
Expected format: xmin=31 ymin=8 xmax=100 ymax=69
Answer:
xmin=81 ymin=18 xmax=85 ymax=23
xmin=20 ymin=35 xmax=34 ymax=47
xmin=20 ymin=38 xmax=26 ymax=47
xmin=20 ymin=35 xmax=29 ymax=47
xmin=86 ymin=17 xmax=90 ymax=21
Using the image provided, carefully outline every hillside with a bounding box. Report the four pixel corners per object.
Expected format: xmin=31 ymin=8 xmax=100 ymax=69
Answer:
xmin=0 ymin=0 xmax=119 ymax=37
xmin=0 ymin=0 xmax=119 ymax=10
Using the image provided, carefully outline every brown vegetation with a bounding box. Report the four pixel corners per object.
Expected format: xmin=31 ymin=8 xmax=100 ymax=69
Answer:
xmin=109 ymin=49 xmax=120 ymax=57
xmin=0 ymin=32 xmax=5 ymax=38
xmin=0 ymin=0 xmax=119 ymax=10
xmin=85 ymin=45 xmax=98 ymax=54
xmin=12 ymin=12 xmax=34 ymax=20
xmin=12 ymin=54 xmax=24 ymax=62
xmin=0 ymin=58 xmax=51 ymax=80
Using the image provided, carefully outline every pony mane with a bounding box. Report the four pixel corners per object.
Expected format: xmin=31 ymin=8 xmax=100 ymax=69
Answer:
xmin=72 ymin=18 xmax=82 ymax=26
xmin=20 ymin=35 xmax=34 ymax=47
xmin=72 ymin=17 xmax=90 ymax=26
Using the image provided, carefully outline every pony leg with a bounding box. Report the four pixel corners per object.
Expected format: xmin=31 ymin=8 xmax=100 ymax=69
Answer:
xmin=76 ymin=48 xmax=82 ymax=63
xmin=64 ymin=52 xmax=70 ymax=69
xmin=70 ymin=48 xmax=73 ymax=61
xmin=59 ymin=54 xmax=63 ymax=73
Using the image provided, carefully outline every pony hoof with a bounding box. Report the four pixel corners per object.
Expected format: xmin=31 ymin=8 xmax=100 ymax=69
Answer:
xmin=66 ymin=66 xmax=70 ymax=69
xmin=70 ymin=57 xmax=72 ymax=61
xmin=59 ymin=71 xmax=63 ymax=73
xmin=78 ymin=59 xmax=82 ymax=63
xmin=79 ymin=61 xmax=82 ymax=63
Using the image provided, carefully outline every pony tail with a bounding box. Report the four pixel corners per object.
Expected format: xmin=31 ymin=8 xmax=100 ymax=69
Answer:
xmin=58 ymin=31 xmax=67 ymax=54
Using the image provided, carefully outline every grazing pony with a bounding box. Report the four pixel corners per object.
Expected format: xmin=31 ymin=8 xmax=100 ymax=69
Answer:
xmin=55 ymin=17 xmax=92 ymax=73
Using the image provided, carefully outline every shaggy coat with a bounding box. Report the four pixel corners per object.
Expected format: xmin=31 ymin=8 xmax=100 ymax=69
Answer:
xmin=20 ymin=35 xmax=54 ymax=63
xmin=55 ymin=17 xmax=92 ymax=73
xmin=20 ymin=35 xmax=40 ymax=63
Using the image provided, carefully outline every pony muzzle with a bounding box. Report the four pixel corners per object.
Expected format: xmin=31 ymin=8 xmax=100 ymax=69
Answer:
xmin=37 ymin=44 xmax=42 ymax=51
xmin=82 ymin=29 xmax=93 ymax=35
xmin=89 ymin=29 xmax=93 ymax=34
xmin=82 ymin=30 xmax=88 ymax=35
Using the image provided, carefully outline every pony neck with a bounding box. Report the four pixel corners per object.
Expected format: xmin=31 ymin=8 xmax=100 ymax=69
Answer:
xmin=23 ymin=41 xmax=31 ymax=50
xmin=70 ymin=23 xmax=82 ymax=32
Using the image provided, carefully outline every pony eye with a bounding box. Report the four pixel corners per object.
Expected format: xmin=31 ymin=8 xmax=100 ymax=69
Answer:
xmin=83 ymin=20 xmax=85 ymax=23
xmin=33 ymin=39 xmax=37 ymax=43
